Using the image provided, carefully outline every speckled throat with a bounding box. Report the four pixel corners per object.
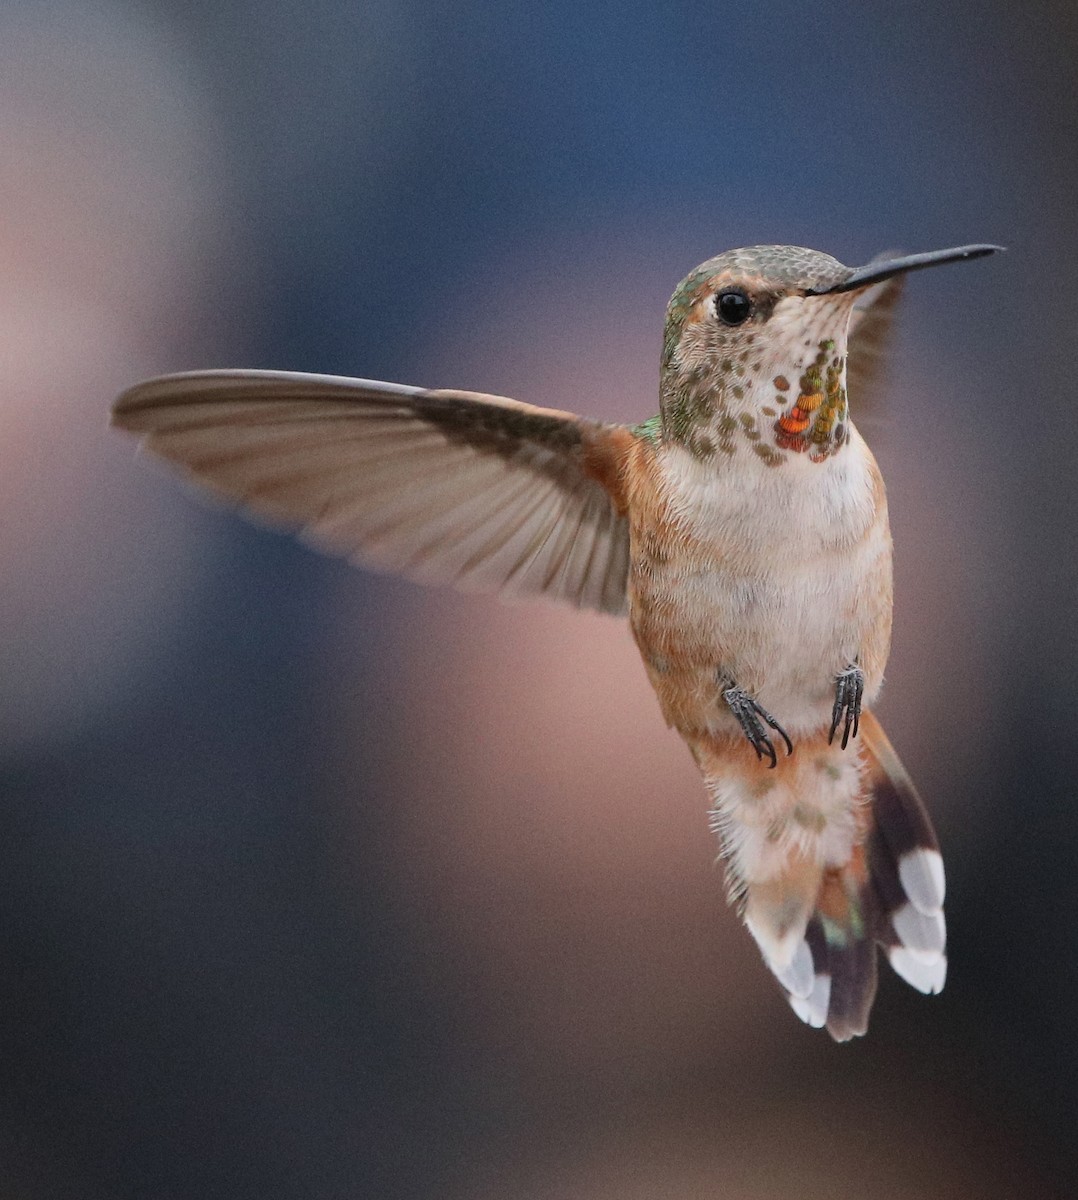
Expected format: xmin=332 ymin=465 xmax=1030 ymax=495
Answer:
xmin=772 ymin=337 xmax=849 ymax=460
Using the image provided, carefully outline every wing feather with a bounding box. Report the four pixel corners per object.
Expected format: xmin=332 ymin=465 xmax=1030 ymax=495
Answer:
xmin=112 ymin=369 xmax=634 ymax=616
xmin=847 ymin=264 xmax=905 ymax=412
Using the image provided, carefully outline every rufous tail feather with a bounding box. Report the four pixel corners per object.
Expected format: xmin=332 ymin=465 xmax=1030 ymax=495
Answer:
xmin=701 ymin=714 xmax=945 ymax=1041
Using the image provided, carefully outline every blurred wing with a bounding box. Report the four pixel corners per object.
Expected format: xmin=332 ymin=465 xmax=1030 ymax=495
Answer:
xmin=112 ymin=370 xmax=634 ymax=616
xmin=847 ymin=265 xmax=905 ymax=410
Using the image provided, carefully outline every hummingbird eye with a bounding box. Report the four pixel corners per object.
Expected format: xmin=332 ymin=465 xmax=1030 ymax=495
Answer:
xmin=715 ymin=288 xmax=752 ymax=326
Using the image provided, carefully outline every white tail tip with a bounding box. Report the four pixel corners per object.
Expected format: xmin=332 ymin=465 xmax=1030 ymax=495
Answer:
xmin=888 ymin=947 xmax=947 ymax=995
xmin=898 ymin=848 xmax=946 ymax=914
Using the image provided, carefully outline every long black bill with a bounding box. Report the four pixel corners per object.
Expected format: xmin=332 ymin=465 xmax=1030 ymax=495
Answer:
xmin=808 ymin=243 xmax=1004 ymax=295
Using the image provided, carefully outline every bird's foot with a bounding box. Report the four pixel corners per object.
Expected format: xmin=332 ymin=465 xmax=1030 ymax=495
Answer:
xmin=828 ymin=662 xmax=864 ymax=749
xmin=721 ymin=682 xmax=793 ymax=768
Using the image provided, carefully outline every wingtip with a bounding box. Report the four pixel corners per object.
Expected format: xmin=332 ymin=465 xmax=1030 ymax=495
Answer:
xmin=111 ymin=369 xmax=430 ymax=426
xmin=110 ymin=371 xmax=211 ymax=424
xmin=110 ymin=381 xmax=149 ymax=425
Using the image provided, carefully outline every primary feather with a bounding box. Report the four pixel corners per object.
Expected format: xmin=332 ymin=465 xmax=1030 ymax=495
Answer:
xmin=112 ymin=370 xmax=632 ymax=616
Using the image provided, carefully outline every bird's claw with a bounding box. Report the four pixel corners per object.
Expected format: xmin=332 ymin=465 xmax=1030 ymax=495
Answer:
xmin=829 ymin=663 xmax=864 ymax=749
xmin=722 ymin=683 xmax=793 ymax=768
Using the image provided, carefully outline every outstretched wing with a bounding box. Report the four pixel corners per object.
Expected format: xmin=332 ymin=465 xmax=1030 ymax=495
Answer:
xmin=112 ymin=370 xmax=634 ymax=616
xmin=847 ymin=266 xmax=904 ymax=410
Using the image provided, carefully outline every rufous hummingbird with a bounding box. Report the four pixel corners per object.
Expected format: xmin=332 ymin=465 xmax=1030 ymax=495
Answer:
xmin=112 ymin=241 xmax=1000 ymax=1040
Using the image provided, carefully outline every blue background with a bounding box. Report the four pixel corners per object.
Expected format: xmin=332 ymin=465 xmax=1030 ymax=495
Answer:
xmin=3 ymin=2 xmax=1076 ymax=1196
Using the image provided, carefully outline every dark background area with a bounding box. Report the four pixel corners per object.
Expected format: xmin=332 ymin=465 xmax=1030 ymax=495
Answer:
xmin=3 ymin=2 xmax=1077 ymax=1196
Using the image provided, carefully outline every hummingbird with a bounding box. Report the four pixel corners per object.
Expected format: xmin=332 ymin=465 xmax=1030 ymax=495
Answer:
xmin=112 ymin=241 xmax=1000 ymax=1040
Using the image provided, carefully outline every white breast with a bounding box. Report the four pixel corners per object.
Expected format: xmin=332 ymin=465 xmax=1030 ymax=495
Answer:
xmin=645 ymin=432 xmax=890 ymax=735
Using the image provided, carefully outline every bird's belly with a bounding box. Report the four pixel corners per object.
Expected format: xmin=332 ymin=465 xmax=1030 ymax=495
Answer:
xmin=627 ymin=439 xmax=892 ymax=738
xmin=630 ymin=540 xmax=889 ymax=739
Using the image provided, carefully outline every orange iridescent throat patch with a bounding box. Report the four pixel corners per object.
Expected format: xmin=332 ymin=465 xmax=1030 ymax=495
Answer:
xmin=774 ymin=339 xmax=849 ymax=461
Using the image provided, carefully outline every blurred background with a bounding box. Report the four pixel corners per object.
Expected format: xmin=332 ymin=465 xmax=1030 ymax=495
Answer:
xmin=2 ymin=1 xmax=1076 ymax=1196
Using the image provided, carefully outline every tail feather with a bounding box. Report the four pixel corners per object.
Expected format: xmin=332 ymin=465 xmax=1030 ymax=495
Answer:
xmin=813 ymin=841 xmax=880 ymax=1041
xmin=783 ymin=896 xmax=879 ymax=1041
xmin=789 ymin=919 xmax=831 ymax=1029
xmin=860 ymin=712 xmax=947 ymax=995
xmin=809 ymin=910 xmax=879 ymax=1042
xmin=705 ymin=714 xmax=945 ymax=1040
xmin=740 ymin=849 xmax=822 ymax=974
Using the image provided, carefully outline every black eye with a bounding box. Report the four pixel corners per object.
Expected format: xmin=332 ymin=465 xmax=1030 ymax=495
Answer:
xmin=715 ymin=288 xmax=752 ymax=326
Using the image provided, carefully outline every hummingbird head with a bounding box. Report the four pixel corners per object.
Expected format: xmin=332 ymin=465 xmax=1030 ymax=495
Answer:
xmin=659 ymin=243 xmax=1000 ymax=465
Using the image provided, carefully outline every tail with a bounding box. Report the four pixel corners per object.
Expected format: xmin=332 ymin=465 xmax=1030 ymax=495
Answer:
xmin=702 ymin=713 xmax=945 ymax=1041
